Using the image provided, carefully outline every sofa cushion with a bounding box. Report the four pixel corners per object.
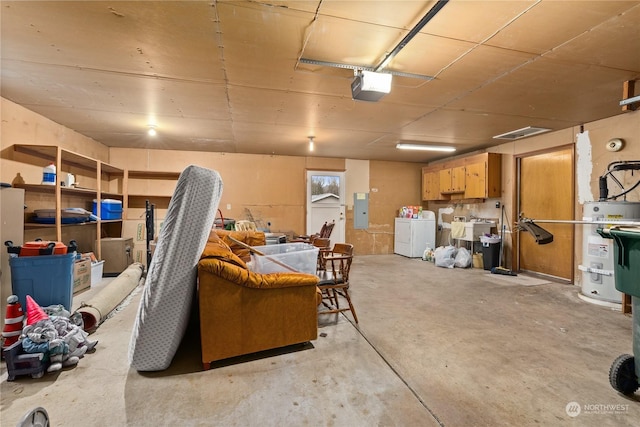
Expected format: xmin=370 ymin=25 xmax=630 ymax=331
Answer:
xmin=209 ymin=229 xmax=266 ymax=262
xmin=199 ymin=257 xmax=318 ymax=290
xmin=201 ymin=233 xmax=248 ymax=269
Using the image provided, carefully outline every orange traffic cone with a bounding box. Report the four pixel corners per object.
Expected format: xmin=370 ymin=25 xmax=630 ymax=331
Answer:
xmin=2 ymin=295 xmax=24 ymax=351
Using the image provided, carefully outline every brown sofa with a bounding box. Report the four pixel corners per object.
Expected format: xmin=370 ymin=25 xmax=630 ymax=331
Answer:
xmin=198 ymin=230 xmax=320 ymax=369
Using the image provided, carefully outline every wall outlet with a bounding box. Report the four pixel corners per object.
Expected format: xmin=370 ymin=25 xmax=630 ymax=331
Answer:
xmin=495 ymin=201 xmax=501 ymax=208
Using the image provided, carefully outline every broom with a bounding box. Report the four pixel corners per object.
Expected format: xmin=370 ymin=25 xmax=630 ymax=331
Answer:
xmin=491 ymin=205 xmax=517 ymax=276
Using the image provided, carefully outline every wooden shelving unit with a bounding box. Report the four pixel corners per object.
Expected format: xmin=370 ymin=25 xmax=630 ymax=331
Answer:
xmin=123 ymin=170 xmax=180 ymax=219
xmin=12 ymin=144 xmax=124 ymax=259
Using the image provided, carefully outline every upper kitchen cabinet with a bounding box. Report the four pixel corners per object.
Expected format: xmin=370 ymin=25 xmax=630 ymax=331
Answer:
xmin=422 ymin=169 xmax=446 ymax=201
xmin=439 ymin=166 xmax=466 ymax=195
xmin=422 ymin=153 xmax=501 ymax=201
xmin=464 ymin=154 xmax=501 ymax=199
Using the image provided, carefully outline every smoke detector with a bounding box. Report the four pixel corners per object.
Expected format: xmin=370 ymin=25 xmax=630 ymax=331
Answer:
xmin=606 ymin=138 xmax=624 ymax=152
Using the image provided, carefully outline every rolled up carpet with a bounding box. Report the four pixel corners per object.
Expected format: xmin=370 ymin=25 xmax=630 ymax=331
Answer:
xmin=76 ymin=263 xmax=144 ymax=333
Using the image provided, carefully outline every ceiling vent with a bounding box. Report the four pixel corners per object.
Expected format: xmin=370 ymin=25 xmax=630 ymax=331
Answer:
xmin=493 ymin=126 xmax=551 ymax=140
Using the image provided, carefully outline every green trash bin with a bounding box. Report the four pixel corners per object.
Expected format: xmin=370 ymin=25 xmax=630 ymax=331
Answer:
xmin=598 ymin=227 xmax=640 ymax=395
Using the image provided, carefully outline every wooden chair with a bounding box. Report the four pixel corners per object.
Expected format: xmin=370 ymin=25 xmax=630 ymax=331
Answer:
xmin=319 ymin=221 xmax=335 ymax=239
xmin=316 ymin=243 xmax=358 ymax=324
xmin=293 ymin=220 xmax=335 ymax=243
xmin=234 ymin=220 xmax=257 ymax=231
xmin=311 ymin=237 xmax=331 ymax=273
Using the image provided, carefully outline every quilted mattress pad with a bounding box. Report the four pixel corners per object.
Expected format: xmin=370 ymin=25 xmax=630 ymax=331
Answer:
xmin=129 ymin=165 xmax=223 ymax=371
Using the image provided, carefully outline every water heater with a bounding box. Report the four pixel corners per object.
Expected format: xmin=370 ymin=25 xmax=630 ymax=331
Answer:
xmin=580 ymin=201 xmax=640 ymax=303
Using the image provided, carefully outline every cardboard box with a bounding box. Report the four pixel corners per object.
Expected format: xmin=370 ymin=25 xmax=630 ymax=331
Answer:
xmin=99 ymin=237 xmax=133 ymax=276
xmin=472 ymin=253 xmax=484 ymax=269
xmin=123 ymin=220 xmax=147 ymax=244
xmin=132 ymin=242 xmax=148 ymax=267
xmin=73 ymin=257 xmax=91 ymax=294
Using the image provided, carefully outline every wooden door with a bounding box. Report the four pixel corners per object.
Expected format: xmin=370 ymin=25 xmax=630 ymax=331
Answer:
xmin=306 ymin=171 xmax=345 ymax=244
xmin=518 ymin=147 xmax=574 ymax=280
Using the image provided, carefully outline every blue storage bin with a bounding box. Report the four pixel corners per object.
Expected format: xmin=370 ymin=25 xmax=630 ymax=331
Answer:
xmin=9 ymin=253 xmax=75 ymax=311
xmin=92 ymin=199 xmax=123 ymax=220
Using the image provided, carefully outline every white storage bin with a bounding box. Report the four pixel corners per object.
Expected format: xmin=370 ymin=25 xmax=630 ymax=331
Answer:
xmin=91 ymin=260 xmax=105 ymax=286
xmin=250 ymin=243 xmax=318 ymax=274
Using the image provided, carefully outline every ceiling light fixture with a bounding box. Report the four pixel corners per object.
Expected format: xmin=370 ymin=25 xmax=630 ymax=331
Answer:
xmin=493 ymin=126 xmax=551 ymax=140
xmin=396 ymin=143 xmax=456 ymax=152
xmin=308 ymin=136 xmax=314 ymax=152
xmin=147 ymin=125 xmax=157 ymax=137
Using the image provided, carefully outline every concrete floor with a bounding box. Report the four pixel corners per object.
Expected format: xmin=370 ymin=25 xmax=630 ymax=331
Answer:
xmin=1 ymin=254 xmax=639 ymax=426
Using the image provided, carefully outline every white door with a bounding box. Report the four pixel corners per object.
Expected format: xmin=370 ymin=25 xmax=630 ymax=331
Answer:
xmin=306 ymin=171 xmax=345 ymax=244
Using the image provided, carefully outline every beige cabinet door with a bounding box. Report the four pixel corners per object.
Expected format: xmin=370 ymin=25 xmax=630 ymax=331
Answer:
xmin=439 ymin=169 xmax=452 ymax=193
xmin=464 ymin=162 xmax=486 ymax=198
xmin=439 ymin=167 xmax=465 ymax=194
xmin=451 ymin=166 xmax=466 ymax=193
xmin=422 ymin=171 xmax=443 ymax=201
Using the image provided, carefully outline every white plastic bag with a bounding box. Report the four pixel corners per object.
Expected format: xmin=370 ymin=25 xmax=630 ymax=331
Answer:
xmin=454 ymin=247 xmax=472 ymax=268
xmin=434 ymin=245 xmax=457 ymax=269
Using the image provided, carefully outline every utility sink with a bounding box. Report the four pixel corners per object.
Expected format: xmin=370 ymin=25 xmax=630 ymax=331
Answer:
xmin=460 ymin=222 xmax=495 ymax=241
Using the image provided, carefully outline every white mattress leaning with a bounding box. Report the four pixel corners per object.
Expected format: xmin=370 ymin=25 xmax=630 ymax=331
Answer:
xmin=128 ymin=165 xmax=223 ymax=371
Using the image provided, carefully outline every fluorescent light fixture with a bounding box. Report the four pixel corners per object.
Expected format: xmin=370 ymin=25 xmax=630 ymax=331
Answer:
xmin=308 ymin=136 xmax=314 ymax=152
xmin=147 ymin=125 xmax=157 ymax=137
xmin=493 ymin=126 xmax=551 ymax=140
xmin=396 ymin=143 xmax=456 ymax=152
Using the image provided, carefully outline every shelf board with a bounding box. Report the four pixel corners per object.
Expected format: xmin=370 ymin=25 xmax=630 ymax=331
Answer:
xmin=100 ymin=192 xmax=123 ymax=199
xmin=100 ymin=219 xmax=123 ymax=224
xmin=12 ymin=144 xmax=102 ymax=172
xmin=61 ymin=149 xmax=97 ymax=172
xmin=101 ymin=162 xmax=124 ymax=175
xmin=13 ymin=144 xmax=57 ymax=163
xmin=14 ymin=183 xmax=54 ymax=192
xmin=24 ymin=221 xmax=98 ymax=228
xmin=128 ymin=195 xmax=171 ymax=210
xmin=128 ymin=193 xmax=173 ymax=199
xmin=13 ymin=145 xmax=122 ymax=175
xmin=128 ymin=170 xmax=181 ymax=179
xmin=62 ymin=186 xmax=98 ymax=195
xmin=14 ymin=183 xmax=98 ymax=195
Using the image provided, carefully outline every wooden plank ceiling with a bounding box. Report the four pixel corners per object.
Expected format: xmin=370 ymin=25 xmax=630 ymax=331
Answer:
xmin=1 ymin=0 xmax=639 ymax=162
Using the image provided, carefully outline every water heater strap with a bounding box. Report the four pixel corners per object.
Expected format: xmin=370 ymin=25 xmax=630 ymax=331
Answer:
xmin=577 ymin=265 xmax=614 ymax=276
